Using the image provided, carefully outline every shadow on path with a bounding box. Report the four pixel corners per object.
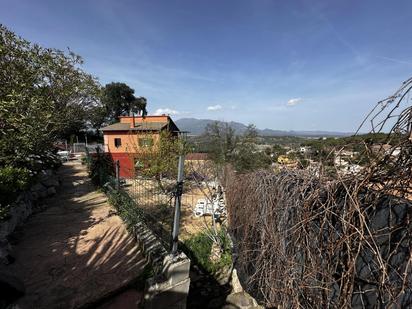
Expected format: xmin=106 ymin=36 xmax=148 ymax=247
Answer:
xmin=7 ymin=162 xmax=146 ymax=309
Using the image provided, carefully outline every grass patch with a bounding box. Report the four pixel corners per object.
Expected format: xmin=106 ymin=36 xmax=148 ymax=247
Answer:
xmin=182 ymin=229 xmax=232 ymax=274
xmin=106 ymin=188 xmax=145 ymax=231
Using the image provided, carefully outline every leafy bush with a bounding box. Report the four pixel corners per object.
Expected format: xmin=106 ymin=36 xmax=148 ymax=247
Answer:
xmin=0 ymin=166 xmax=31 ymax=220
xmin=0 ymin=25 xmax=100 ymax=171
xmin=106 ymin=189 xmax=145 ymax=231
xmin=24 ymin=152 xmax=62 ymax=172
xmin=81 ymin=156 xmax=88 ymax=165
xmin=85 ymin=150 xmax=145 ymax=230
xmin=88 ymin=153 xmax=115 ymax=187
xmin=182 ymin=229 xmax=232 ymax=274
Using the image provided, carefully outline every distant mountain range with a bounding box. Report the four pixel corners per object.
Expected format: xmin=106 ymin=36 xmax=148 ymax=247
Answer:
xmin=175 ymin=118 xmax=352 ymax=137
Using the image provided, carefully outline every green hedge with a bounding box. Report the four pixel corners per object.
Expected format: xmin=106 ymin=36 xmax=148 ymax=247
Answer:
xmin=85 ymin=151 xmax=115 ymax=187
xmin=106 ymin=188 xmax=145 ymax=231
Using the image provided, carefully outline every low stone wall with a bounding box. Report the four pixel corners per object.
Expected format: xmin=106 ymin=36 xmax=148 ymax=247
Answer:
xmin=120 ymin=190 xmax=259 ymax=308
xmin=132 ymin=221 xmax=169 ymax=272
xmin=223 ymin=269 xmax=263 ymax=309
xmin=144 ymin=253 xmax=191 ymax=309
xmin=0 ymin=169 xmax=60 ymax=264
xmin=132 ymin=221 xmax=191 ymax=309
xmin=223 ymin=233 xmax=263 ymax=309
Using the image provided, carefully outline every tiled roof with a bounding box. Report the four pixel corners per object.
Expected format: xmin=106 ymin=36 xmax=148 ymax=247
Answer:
xmin=101 ymin=123 xmax=131 ymax=131
xmin=101 ymin=122 xmax=168 ymax=131
xmin=134 ymin=122 xmax=168 ymax=131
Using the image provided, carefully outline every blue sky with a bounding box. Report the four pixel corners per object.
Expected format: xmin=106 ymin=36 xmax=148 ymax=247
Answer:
xmin=1 ymin=0 xmax=412 ymax=131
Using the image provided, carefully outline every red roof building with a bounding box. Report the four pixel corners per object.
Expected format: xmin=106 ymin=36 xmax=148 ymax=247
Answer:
xmin=101 ymin=115 xmax=180 ymax=178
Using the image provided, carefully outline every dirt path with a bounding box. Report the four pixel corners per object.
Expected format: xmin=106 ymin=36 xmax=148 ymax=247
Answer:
xmin=8 ymin=161 xmax=146 ymax=309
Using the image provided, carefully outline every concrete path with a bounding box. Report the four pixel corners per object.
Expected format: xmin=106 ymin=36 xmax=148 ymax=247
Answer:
xmin=8 ymin=161 xmax=146 ymax=309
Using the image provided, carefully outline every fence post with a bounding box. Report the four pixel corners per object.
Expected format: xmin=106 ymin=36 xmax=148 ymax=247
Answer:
xmin=115 ymin=160 xmax=120 ymax=190
xmin=95 ymin=147 xmax=103 ymax=186
xmin=171 ymin=154 xmax=185 ymax=254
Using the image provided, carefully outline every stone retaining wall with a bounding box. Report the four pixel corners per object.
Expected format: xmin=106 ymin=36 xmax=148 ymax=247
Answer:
xmin=132 ymin=221 xmax=191 ymax=309
xmin=0 ymin=169 xmax=60 ymax=264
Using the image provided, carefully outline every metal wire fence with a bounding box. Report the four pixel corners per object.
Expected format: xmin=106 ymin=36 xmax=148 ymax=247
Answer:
xmin=125 ymin=176 xmax=175 ymax=247
xmin=85 ymin=144 xmax=228 ymax=251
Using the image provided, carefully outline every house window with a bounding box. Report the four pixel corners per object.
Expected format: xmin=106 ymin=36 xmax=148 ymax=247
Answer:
xmin=114 ymin=138 xmax=122 ymax=148
xmin=138 ymin=138 xmax=154 ymax=147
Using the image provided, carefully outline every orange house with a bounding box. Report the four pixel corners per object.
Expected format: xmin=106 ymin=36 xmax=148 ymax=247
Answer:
xmin=101 ymin=115 xmax=180 ymax=178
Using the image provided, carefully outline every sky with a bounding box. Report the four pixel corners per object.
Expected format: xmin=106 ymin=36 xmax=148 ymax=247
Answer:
xmin=1 ymin=0 xmax=412 ymax=132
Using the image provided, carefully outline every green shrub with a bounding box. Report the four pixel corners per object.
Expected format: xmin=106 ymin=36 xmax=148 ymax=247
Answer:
xmin=106 ymin=189 xmax=145 ymax=231
xmin=0 ymin=166 xmax=31 ymax=220
xmin=182 ymin=229 xmax=232 ymax=274
xmin=81 ymin=156 xmax=88 ymax=165
xmin=88 ymin=153 xmax=115 ymax=186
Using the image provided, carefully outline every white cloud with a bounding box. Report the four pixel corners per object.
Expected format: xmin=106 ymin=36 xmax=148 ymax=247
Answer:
xmin=287 ymin=98 xmax=303 ymax=106
xmin=207 ymin=104 xmax=222 ymax=111
xmin=154 ymin=108 xmax=180 ymax=115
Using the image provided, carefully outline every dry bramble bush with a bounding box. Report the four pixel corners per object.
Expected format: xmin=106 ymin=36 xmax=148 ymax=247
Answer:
xmin=225 ymin=78 xmax=412 ymax=308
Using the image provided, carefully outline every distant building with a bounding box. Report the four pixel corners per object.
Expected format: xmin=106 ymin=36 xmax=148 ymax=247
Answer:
xmin=392 ymin=147 xmax=401 ymax=156
xmin=370 ymin=144 xmax=392 ymax=154
xmin=255 ymin=144 xmax=271 ymax=152
xmin=277 ymin=155 xmax=296 ymax=165
xmin=300 ymin=146 xmax=311 ymax=154
xmin=275 ymin=155 xmax=299 ymax=170
xmin=334 ymin=155 xmax=349 ymax=167
xmin=344 ymin=164 xmax=362 ymax=175
xmin=101 ymin=115 xmax=180 ymax=178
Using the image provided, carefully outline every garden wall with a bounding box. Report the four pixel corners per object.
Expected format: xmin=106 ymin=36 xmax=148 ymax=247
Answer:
xmin=104 ymin=185 xmax=191 ymax=309
xmin=0 ymin=169 xmax=60 ymax=264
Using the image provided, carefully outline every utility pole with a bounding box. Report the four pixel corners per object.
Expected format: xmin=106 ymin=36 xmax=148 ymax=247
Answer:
xmin=171 ymin=154 xmax=185 ymax=255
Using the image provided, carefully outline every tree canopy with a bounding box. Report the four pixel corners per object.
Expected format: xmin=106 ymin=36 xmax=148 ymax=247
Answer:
xmin=202 ymin=122 xmax=237 ymax=166
xmin=200 ymin=122 xmax=271 ymax=172
xmin=0 ymin=24 xmax=100 ymax=168
xmin=101 ymin=82 xmax=147 ymax=124
xmin=0 ymin=24 xmax=103 ymax=216
xmin=232 ymin=124 xmax=271 ymax=172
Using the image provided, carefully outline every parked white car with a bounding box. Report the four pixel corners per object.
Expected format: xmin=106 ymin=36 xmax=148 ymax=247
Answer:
xmin=57 ymin=150 xmax=70 ymax=162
